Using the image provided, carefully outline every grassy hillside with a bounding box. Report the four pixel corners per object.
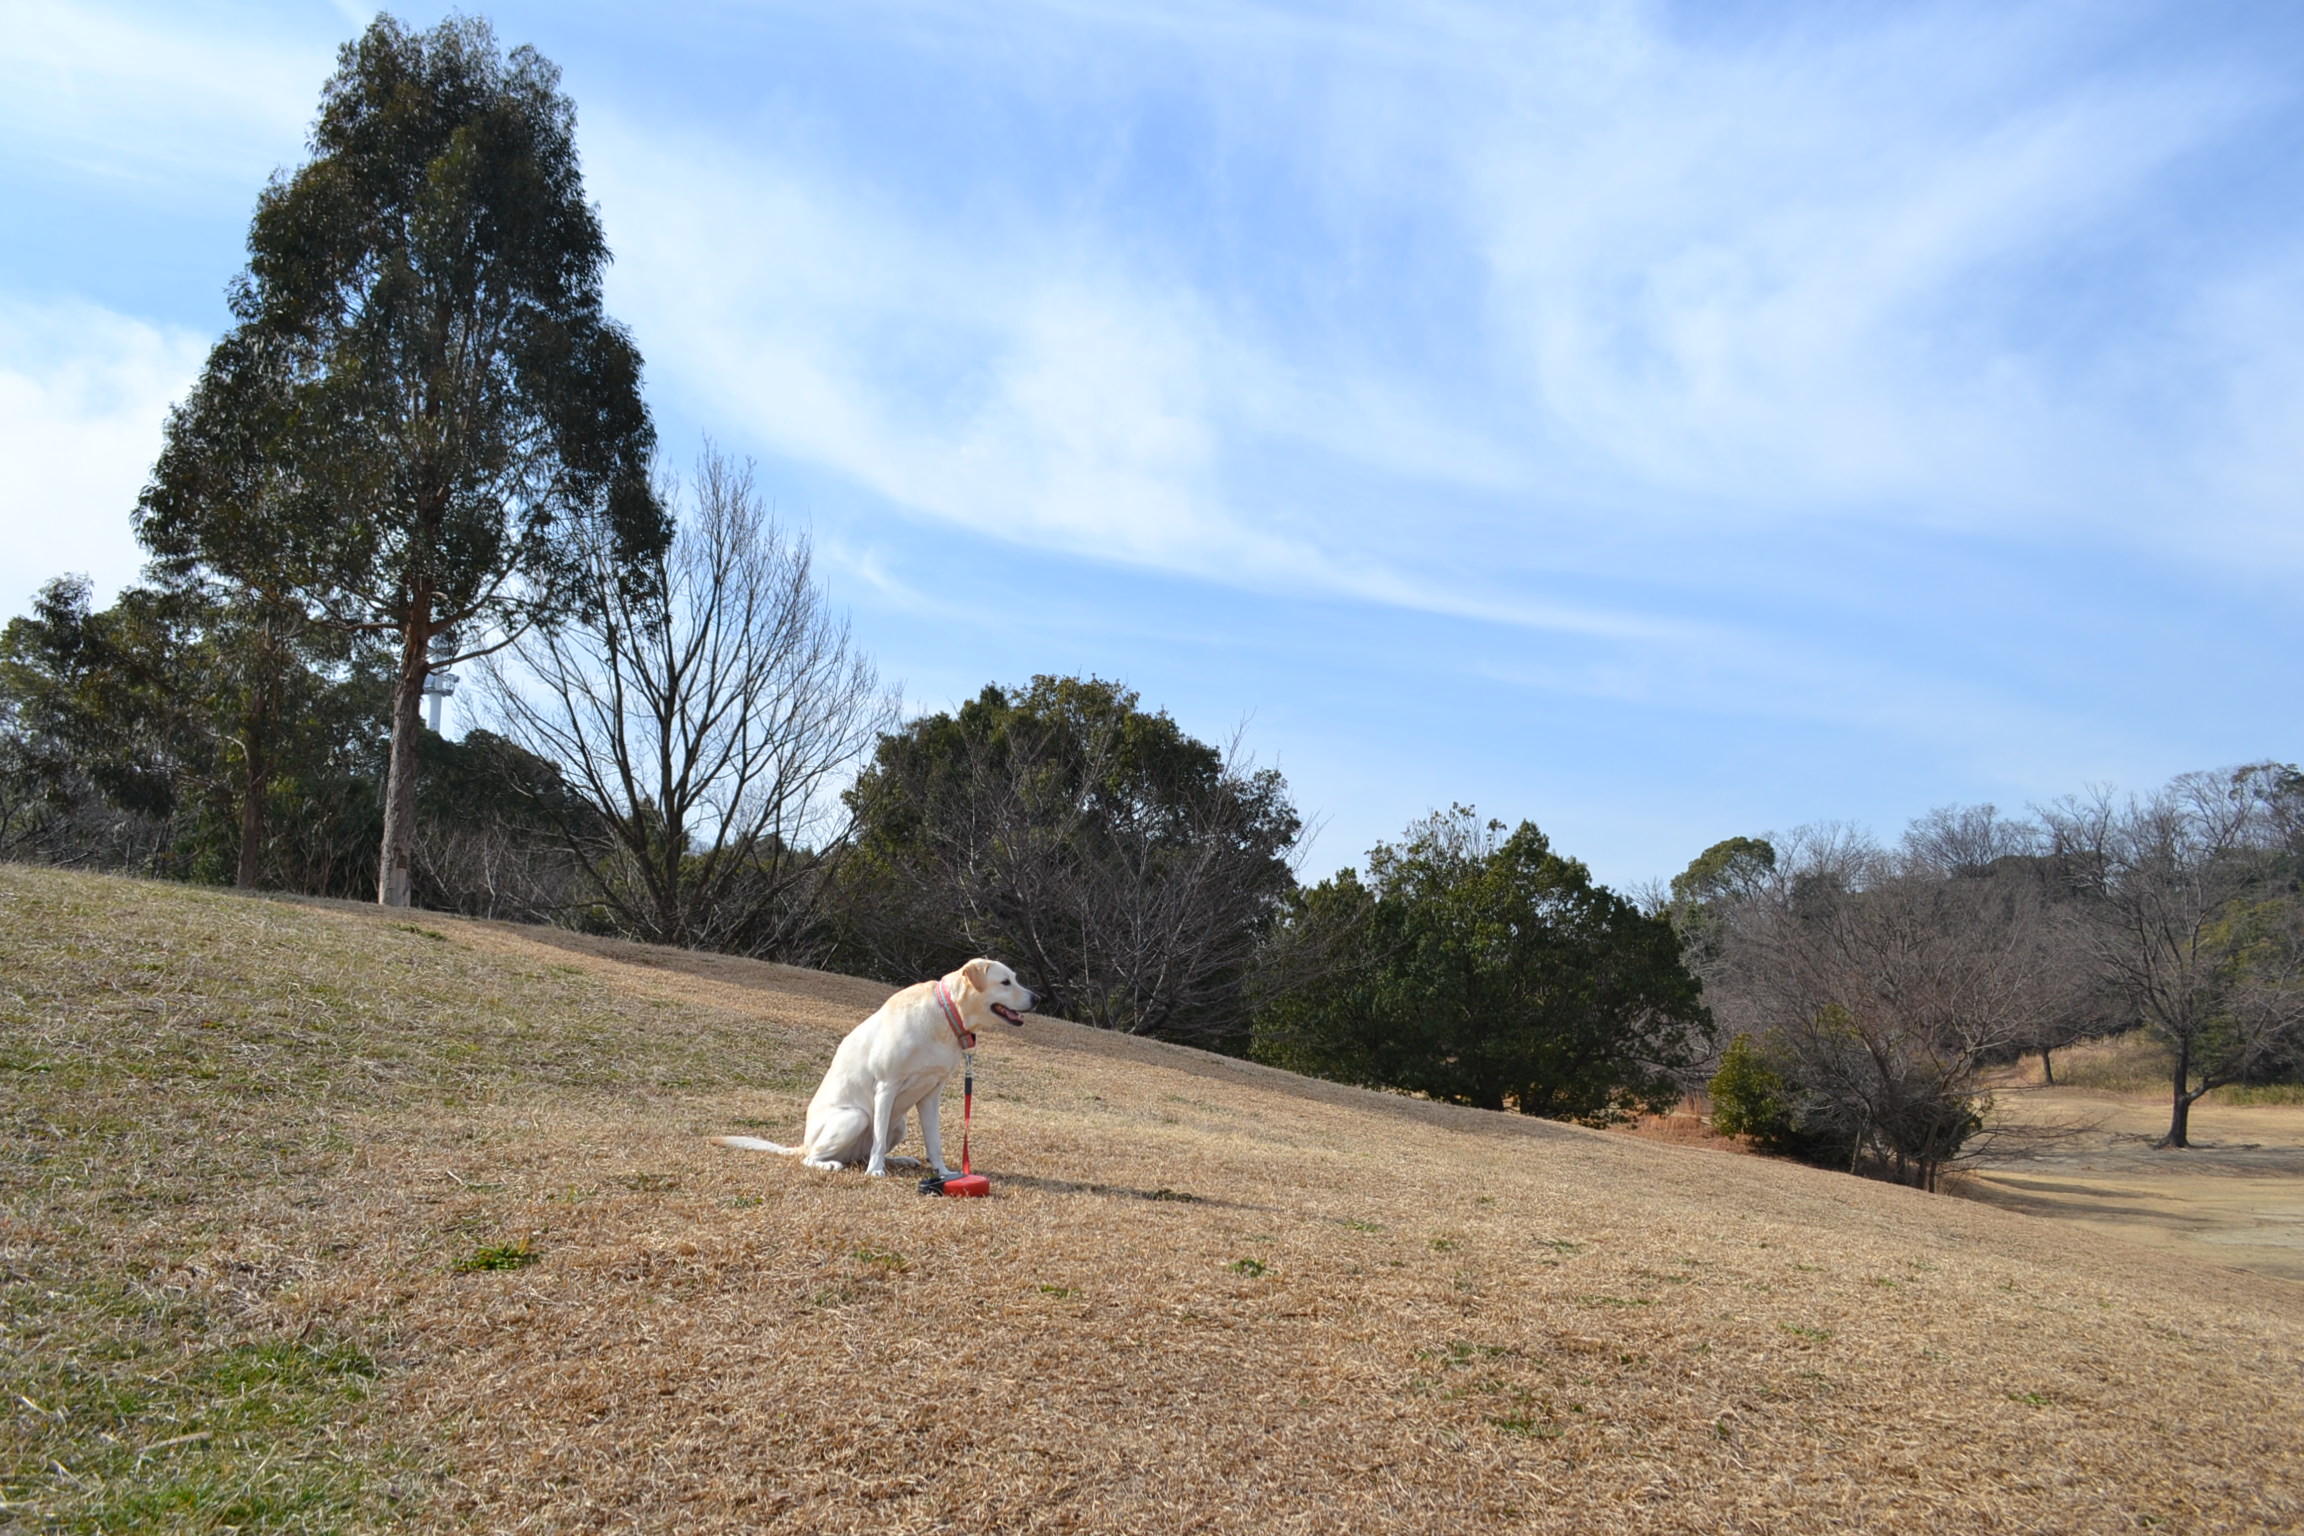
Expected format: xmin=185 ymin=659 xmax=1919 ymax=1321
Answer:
xmin=4 ymin=864 xmax=2300 ymax=1534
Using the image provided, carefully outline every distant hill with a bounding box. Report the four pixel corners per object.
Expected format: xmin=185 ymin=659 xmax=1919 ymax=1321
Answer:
xmin=4 ymin=864 xmax=2298 ymax=1533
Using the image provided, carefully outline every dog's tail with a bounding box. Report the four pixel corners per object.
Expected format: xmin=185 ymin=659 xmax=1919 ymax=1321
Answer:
xmin=712 ymin=1135 xmax=802 ymax=1155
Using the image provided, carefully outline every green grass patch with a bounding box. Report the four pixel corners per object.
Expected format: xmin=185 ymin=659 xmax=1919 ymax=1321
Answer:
xmin=455 ymin=1240 xmax=539 ymax=1273
xmin=0 ymin=1273 xmax=408 ymax=1534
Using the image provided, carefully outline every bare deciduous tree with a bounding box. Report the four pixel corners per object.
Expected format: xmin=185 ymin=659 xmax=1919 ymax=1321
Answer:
xmin=2042 ymin=766 xmax=2304 ymax=1148
xmin=1900 ymin=803 xmax=2122 ymax=1082
xmin=412 ymin=819 xmax=583 ymax=923
xmin=488 ymin=450 xmax=897 ymax=956
xmin=1701 ymin=814 xmax=2097 ymax=1188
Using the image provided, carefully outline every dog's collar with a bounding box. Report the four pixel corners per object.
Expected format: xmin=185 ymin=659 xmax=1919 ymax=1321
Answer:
xmin=933 ymin=978 xmax=977 ymax=1049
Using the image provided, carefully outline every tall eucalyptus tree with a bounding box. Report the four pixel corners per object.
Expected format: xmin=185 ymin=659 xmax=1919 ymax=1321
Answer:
xmin=136 ymin=14 xmax=665 ymax=906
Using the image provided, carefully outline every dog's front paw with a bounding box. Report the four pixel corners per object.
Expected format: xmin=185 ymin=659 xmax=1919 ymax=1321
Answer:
xmin=866 ymin=1164 xmax=889 ymax=1179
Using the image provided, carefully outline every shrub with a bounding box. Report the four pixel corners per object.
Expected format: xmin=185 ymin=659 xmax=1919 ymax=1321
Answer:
xmin=1708 ymin=1033 xmax=1795 ymax=1143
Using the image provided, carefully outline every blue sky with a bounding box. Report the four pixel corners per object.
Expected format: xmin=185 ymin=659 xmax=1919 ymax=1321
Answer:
xmin=4 ymin=0 xmax=2300 ymax=886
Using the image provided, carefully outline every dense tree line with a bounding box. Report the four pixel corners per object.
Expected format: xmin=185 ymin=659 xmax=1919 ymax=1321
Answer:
xmin=0 ymin=571 xmax=586 ymax=914
xmin=0 ymin=573 xmax=385 ymax=891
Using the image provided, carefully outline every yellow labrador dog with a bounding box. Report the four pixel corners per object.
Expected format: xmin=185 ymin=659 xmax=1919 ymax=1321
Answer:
xmin=715 ymin=958 xmax=1033 ymax=1178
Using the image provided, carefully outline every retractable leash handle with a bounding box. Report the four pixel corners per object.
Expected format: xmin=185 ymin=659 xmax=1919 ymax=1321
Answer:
xmin=921 ymin=1050 xmax=991 ymax=1196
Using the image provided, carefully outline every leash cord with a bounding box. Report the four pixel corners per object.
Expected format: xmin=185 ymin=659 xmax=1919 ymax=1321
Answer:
xmin=961 ymin=1049 xmax=973 ymax=1176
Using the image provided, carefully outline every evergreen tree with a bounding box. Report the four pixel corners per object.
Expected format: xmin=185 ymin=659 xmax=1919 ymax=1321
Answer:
xmin=136 ymin=14 xmax=665 ymax=907
xmin=1253 ymin=807 xmax=1710 ymax=1124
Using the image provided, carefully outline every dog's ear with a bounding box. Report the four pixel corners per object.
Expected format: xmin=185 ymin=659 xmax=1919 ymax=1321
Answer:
xmin=960 ymin=957 xmax=992 ymax=993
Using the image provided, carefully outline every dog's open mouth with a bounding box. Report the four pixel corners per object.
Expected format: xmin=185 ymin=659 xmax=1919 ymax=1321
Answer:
xmin=991 ymin=1003 xmax=1026 ymax=1026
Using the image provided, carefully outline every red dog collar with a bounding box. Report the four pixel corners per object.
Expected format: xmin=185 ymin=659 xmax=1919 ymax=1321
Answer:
xmin=933 ymin=978 xmax=977 ymax=1049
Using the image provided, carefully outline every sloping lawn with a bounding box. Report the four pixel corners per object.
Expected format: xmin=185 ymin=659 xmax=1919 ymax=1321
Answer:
xmin=4 ymin=864 xmax=2300 ymax=1533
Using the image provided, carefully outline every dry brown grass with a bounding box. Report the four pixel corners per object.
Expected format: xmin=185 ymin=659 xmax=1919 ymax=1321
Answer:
xmin=6 ymin=864 xmax=2303 ymax=1534
xmin=1956 ymin=1086 xmax=2304 ymax=1285
xmin=2030 ymin=1032 xmax=2304 ymax=1107
xmin=1610 ymin=1102 xmax=1760 ymax=1156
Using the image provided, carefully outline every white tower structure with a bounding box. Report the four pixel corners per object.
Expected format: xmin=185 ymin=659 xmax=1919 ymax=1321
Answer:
xmin=421 ymin=631 xmax=459 ymax=734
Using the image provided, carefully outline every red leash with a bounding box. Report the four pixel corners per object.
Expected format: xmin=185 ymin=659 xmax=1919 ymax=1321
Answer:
xmin=925 ymin=978 xmax=990 ymax=1196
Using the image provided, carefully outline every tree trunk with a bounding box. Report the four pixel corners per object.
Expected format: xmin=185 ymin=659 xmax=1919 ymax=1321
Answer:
xmin=2160 ymin=1036 xmax=2195 ymax=1148
xmin=377 ymin=613 xmax=429 ymax=907
xmin=236 ymin=746 xmax=265 ymax=889
xmin=2040 ymin=1047 xmax=2054 ymax=1086
xmin=2160 ymin=1092 xmax=2197 ymax=1149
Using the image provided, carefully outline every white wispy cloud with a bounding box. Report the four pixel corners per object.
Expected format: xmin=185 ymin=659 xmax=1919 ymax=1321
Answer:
xmin=598 ymin=131 xmax=1357 ymax=595
xmin=0 ymin=296 xmax=207 ymax=608
xmin=1464 ymin=8 xmax=2272 ymax=530
xmin=0 ymin=0 xmax=332 ymax=192
xmin=595 ymin=0 xmax=2304 ymax=636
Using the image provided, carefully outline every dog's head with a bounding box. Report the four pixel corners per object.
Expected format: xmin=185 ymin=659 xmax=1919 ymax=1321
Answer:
xmin=960 ymin=958 xmax=1033 ymax=1026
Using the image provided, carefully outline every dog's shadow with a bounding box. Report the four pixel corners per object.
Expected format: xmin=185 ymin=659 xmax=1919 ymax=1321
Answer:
xmin=986 ymin=1172 xmax=1277 ymax=1213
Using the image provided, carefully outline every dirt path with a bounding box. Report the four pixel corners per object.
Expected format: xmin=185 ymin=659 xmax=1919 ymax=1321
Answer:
xmin=1958 ymin=1089 xmax=2304 ymax=1283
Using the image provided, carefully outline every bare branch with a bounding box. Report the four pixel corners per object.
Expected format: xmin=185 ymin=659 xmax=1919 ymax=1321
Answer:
xmin=483 ymin=447 xmax=898 ymax=957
